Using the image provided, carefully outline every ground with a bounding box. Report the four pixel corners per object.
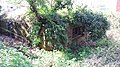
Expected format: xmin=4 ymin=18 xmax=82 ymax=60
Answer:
xmin=0 ymin=31 xmax=120 ymax=67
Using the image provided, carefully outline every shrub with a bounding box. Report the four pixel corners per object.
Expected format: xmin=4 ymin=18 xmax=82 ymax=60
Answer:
xmin=70 ymin=8 xmax=110 ymax=41
xmin=65 ymin=7 xmax=110 ymax=50
xmin=0 ymin=42 xmax=32 ymax=67
xmin=28 ymin=0 xmax=110 ymax=50
xmin=96 ymin=38 xmax=113 ymax=47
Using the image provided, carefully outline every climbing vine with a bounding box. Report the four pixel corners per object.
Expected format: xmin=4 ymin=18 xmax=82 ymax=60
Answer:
xmin=27 ymin=0 xmax=110 ymax=50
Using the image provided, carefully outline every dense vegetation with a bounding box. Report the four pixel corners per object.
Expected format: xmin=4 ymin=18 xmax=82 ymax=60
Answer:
xmin=0 ymin=42 xmax=32 ymax=67
xmin=27 ymin=0 xmax=109 ymax=50
xmin=1 ymin=38 xmax=120 ymax=67
xmin=1 ymin=0 xmax=120 ymax=67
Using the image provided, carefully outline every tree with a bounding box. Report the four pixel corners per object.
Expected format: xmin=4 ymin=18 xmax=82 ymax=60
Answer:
xmin=27 ymin=0 xmax=72 ymax=50
xmin=27 ymin=0 xmax=110 ymax=51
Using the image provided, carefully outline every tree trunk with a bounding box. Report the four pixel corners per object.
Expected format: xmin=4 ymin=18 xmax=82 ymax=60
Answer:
xmin=29 ymin=0 xmax=53 ymax=50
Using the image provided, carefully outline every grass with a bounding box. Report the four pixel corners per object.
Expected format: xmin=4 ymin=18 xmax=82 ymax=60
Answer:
xmin=0 ymin=38 xmax=120 ymax=67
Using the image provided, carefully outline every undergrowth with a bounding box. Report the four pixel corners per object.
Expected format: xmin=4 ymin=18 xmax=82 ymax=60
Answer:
xmin=0 ymin=41 xmax=32 ymax=67
xmin=1 ymin=38 xmax=120 ymax=67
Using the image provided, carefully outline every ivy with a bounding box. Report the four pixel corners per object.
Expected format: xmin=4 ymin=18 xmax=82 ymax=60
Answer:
xmin=70 ymin=8 xmax=110 ymax=41
xmin=28 ymin=0 xmax=110 ymax=50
